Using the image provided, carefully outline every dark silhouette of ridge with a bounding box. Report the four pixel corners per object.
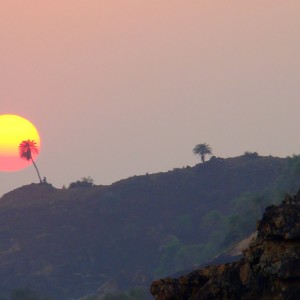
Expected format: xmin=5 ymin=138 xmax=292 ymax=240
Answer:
xmin=0 ymin=155 xmax=287 ymax=299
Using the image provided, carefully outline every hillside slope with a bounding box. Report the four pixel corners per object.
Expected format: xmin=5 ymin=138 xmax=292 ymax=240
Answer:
xmin=0 ymin=155 xmax=286 ymax=299
xmin=151 ymin=192 xmax=300 ymax=300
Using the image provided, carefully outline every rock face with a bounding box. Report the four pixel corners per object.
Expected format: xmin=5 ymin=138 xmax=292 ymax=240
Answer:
xmin=151 ymin=192 xmax=300 ymax=300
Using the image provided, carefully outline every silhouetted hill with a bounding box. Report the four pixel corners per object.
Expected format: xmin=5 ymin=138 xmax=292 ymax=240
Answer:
xmin=0 ymin=155 xmax=288 ymax=299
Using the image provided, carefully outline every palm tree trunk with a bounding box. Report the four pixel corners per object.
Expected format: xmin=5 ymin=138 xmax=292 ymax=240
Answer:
xmin=31 ymin=158 xmax=42 ymax=183
xmin=201 ymin=154 xmax=205 ymax=163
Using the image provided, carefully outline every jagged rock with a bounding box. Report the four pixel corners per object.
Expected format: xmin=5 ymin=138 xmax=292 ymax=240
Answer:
xmin=151 ymin=192 xmax=300 ymax=300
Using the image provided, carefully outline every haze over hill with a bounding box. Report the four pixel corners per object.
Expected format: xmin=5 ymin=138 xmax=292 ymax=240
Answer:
xmin=0 ymin=154 xmax=293 ymax=299
xmin=1 ymin=0 xmax=299 ymax=197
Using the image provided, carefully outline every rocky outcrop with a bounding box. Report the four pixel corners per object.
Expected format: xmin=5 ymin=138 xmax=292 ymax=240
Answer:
xmin=151 ymin=192 xmax=300 ymax=300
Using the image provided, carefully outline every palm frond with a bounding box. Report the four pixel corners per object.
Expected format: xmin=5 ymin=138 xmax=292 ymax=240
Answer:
xmin=19 ymin=140 xmax=39 ymax=161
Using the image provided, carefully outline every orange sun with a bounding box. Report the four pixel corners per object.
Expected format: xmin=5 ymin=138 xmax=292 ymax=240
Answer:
xmin=0 ymin=114 xmax=41 ymax=172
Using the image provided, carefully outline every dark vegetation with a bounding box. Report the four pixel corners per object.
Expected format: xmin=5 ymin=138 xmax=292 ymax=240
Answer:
xmin=0 ymin=154 xmax=300 ymax=299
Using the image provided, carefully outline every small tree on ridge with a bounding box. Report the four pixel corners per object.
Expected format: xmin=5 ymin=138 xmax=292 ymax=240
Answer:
xmin=193 ymin=143 xmax=213 ymax=163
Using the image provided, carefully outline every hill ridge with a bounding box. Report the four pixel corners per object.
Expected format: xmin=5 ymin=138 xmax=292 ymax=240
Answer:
xmin=0 ymin=154 xmax=288 ymax=299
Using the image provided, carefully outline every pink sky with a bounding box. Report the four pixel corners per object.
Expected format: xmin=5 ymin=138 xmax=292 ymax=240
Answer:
xmin=0 ymin=1 xmax=299 ymax=195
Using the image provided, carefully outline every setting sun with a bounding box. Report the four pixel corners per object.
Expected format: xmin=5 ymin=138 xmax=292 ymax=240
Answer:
xmin=0 ymin=114 xmax=41 ymax=172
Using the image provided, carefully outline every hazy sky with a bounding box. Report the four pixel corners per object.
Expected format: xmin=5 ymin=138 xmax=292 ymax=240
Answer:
xmin=0 ymin=1 xmax=299 ymax=196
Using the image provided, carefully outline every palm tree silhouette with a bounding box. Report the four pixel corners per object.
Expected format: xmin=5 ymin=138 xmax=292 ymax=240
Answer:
xmin=193 ymin=143 xmax=213 ymax=163
xmin=19 ymin=140 xmax=42 ymax=183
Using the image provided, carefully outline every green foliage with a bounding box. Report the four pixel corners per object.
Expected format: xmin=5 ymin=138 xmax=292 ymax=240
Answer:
xmin=157 ymin=154 xmax=300 ymax=268
xmin=126 ymin=155 xmax=289 ymax=271
xmin=218 ymin=191 xmax=276 ymax=247
xmin=155 ymin=234 xmax=219 ymax=276
xmin=156 ymin=235 xmax=182 ymax=276
xmin=220 ymin=155 xmax=300 ymax=248
xmin=201 ymin=210 xmax=224 ymax=229
xmin=174 ymin=244 xmax=204 ymax=270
